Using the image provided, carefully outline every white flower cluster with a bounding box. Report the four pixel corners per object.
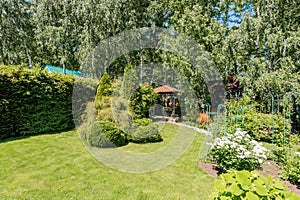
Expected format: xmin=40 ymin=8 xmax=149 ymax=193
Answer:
xmin=211 ymin=129 xmax=269 ymax=164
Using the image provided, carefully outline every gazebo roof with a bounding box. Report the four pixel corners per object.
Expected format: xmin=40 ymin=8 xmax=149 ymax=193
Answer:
xmin=154 ymin=85 xmax=180 ymax=93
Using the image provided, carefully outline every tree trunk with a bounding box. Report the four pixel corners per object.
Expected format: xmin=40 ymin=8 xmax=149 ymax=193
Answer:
xmin=24 ymin=41 xmax=32 ymax=69
xmin=63 ymin=62 xmax=66 ymax=74
xmin=140 ymin=50 xmax=143 ymax=84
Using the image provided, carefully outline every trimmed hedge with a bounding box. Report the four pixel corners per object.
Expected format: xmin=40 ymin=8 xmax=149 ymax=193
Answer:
xmin=0 ymin=65 xmax=96 ymax=140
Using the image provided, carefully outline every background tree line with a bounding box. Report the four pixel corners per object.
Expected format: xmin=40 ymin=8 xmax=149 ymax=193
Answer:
xmin=0 ymin=0 xmax=299 ymax=103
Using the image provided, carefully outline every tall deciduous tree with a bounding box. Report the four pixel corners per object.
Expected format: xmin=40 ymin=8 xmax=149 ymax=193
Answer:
xmin=31 ymin=0 xmax=81 ymax=71
xmin=0 ymin=0 xmax=34 ymax=67
xmin=2 ymin=0 xmax=299 ymax=104
xmin=217 ymin=0 xmax=300 ymax=98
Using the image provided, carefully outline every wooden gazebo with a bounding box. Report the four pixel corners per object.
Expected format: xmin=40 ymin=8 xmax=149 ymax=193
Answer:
xmin=152 ymin=85 xmax=181 ymax=118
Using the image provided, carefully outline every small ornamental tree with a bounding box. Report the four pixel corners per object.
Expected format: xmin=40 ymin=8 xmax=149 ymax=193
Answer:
xmin=130 ymin=84 xmax=158 ymax=119
xmin=96 ymin=73 xmax=113 ymax=99
xmin=122 ymin=64 xmax=139 ymax=99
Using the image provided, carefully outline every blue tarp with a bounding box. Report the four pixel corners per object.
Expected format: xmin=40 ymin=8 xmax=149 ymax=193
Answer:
xmin=45 ymin=64 xmax=83 ymax=77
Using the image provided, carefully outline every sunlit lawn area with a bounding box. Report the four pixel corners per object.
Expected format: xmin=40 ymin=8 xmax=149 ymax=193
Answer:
xmin=0 ymin=123 xmax=215 ymax=200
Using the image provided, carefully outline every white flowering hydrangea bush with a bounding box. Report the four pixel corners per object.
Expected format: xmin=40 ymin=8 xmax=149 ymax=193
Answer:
xmin=209 ymin=129 xmax=269 ymax=171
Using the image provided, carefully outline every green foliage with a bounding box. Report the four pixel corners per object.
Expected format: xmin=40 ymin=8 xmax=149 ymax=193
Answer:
xmin=254 ymin=71 xmax=300 ymax=102
xmin=94 ymin=73 xmax=115 ymax=122
xmin=243 ymin=112 xmax=290 ymax=145
xmin=97 ymin=108 xmax=115 ymax=123
xmin=95 ymin=96 xmax=112 ymax=111
xmin=130 ymin=84 xmax=158 ymax=119
xmin=96 ymin=74 xmax=113 ymax=98
xmin=0 ymin=1 xmax=34 ymax=67
xmin=31 ymin=0 xmax=80 ymax=69
xmin=127 ymin=123 xmax=162 ymax=144
xmin=86 ymin=121 xmax=128 ymax=148
xmin=134 ymin=118 xmax=152 ymax=126
xmin=272 ymin=147 xmax=289 ymax=164
xmin=223 ymin=96 xmax=291 ymax=146
xmin=209 ymin=129 xmax=268 ymax=171
xmin=122 ymin=64 xmax=139 ymax=99
xmin=0 ymin=65 xmax=84 ymax=139
xmin=72 ymin=79 xmax=98 ymax=126
xmin=210 ymin=170 xmax=300 ymax=200
xmin=2 ymin=0 xmax=300 ymax=111
xmin=281 ymin=155 xmax=300 ymax=185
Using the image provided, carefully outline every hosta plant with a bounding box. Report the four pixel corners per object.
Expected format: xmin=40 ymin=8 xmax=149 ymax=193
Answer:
xmin=209 ymin=129 xmax=269 ymax=171
xmin=210 ymin=170 xmax=300 ymax=200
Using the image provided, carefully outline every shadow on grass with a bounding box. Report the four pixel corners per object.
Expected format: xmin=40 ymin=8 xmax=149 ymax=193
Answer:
xmin=0 ymin=128 xmax=75 ymax=144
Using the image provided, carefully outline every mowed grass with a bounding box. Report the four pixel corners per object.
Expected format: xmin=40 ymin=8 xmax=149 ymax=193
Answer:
xmin=120 ymin=123 xmax=179 ymax=153
xmin=0 ymin=123 xmax=215 ymax=200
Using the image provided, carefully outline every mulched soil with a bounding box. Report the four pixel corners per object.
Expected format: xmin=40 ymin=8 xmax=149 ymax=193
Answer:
xmin=198 ymin=160 xmax=300 ymax=196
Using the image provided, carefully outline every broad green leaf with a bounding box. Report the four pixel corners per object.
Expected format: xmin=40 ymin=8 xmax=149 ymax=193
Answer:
xmin=209 ymin=192 xmax=219 ymax=199
xmin=236 ymin=171 xmax=251 ymax=190
xmin=214 ymin=179 xmax=227 ymax=192
xmin=245 ymin=191 xmax=259 ymax=200
xmin=273 ymin=180 xmax=285 ymax=190
xmin=229 ymin=183 xmax=243 ymax=196
xmin=222 ymin=173 xmax=236 ymax=184
xmin=255 ymin=184 xmax=268 ymax=196
xmin=220 ymin=196 xmax=230 ymax=200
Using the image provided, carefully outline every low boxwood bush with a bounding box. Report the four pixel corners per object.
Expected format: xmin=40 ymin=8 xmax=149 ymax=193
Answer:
xmin=209 ymin=129 xmax=269 ymax=171
xmin=86 ymin=121 xmax=128 ymax=148
xmin=210 ymin=170 xmax=300 ymax=200
xmin=127 ymin=123 xmax=162 ymax=143
xmin=134 ymin=118 xmax=152 ymax=126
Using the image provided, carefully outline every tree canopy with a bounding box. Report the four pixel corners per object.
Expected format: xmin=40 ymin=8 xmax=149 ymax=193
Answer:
xmin=1 ymin=0 xmax=299 ymax=102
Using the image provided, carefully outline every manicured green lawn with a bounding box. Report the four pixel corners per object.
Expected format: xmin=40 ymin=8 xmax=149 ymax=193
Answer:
xmin=0 ymin=123 xmax=215 ymax=200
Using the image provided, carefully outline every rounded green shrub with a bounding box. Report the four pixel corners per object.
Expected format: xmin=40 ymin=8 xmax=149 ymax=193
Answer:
xmin=210 ymin=170 xmax=299 ymax=200
xmin=128 ymin=123 xmax=162 ymax=143
xmin=134 ymin=118 xmax=152 ymax=126
xmin=87 ymin=121 xmax=128 ymax=148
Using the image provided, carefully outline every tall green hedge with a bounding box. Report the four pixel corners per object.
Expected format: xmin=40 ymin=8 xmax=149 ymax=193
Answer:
xmin=0 ymin=65 xmax=96 ymax=140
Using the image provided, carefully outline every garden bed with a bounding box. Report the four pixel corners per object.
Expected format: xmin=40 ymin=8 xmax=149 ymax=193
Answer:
xmin=198 ymin=160 xmax=300 ymax=196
